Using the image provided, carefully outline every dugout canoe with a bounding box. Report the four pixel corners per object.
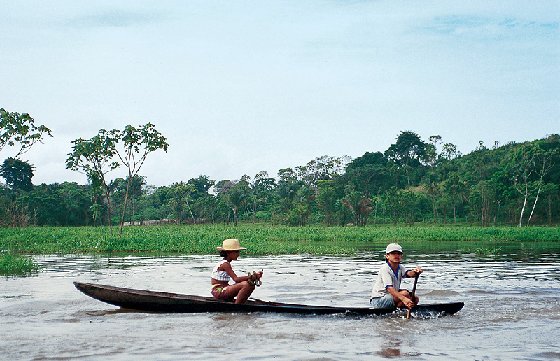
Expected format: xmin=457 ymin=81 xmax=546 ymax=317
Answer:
xmin=74 ymin=282 xmax=464 ymax=316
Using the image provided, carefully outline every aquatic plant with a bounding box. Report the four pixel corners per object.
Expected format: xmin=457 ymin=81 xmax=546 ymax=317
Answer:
xmin=474 ymin=247 xmax=502 ymax=256
xmin=0 ymin=224 xmax=558 ymax=256
xmin=0 ymin=252 xmax=39 ymax=276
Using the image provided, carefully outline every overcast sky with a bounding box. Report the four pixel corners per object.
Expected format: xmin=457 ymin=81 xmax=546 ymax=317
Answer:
xmin=1 ymin=1 xmax=558 ymax=186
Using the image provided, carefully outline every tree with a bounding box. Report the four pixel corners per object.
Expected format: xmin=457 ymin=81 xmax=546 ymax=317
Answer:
xmin=214 ymin=179 xmax=236 ymax=224
xmin=110 ymin=175 xmax=146 ymax=223
xmin=250 ymin=171 xmax=277 ymax=222
xmin=66 ymin=130 xmax=119 ymax=227
xmin=440 ymin=172 xmax=468 ymax=223
xmin=226 ymin=176 xmax=252 ymax=226
xmin=276 ymin=168 xmax=300 ymax=214
xmin=187 ymin=175 xmax=214 ymax=198
xmin=0 ymin=108 xmax=52 ymax=157
xmin=440 ymin=142 xmax=462 ymax=161
xmin=112 ymin=123 xmax=168 ymax=233
xmin=0 ymin=108 xmax=51 ymax=226
xmin=381 ymin=187 xmax=429 ymax=224
xmin=385 ymin=131 xmax=430 ymax=186
xmin=0 ymin=157 xmax=34 ymax=192
xmin=168 ymin=182 xmax=195 ymax=224
xmin=127 ymin=175 xmax=145 ymax=221
xmin=287 ymin=185 xmax=314 ymax=226
xmin=296 ymin=155 xmax=350 ymax=188
xmin=341 ymin=184 xmax=372 ymax=226
xmin=20 ymin=182 xmax=93 ymax=226
xmin=316 ymin=180 xmax=343 ymax=225
xmin=137 ymin=185 xmax=173 ymax=222
xmin=186 ymin=175 xmax=216 ymax=223
xmin=345 ymin=151 xmax=390 ymax=197
xmin=508 ymin=142 xmax=555 ymax=226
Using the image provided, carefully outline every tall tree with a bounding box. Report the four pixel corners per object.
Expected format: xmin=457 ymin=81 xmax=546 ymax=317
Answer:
xmin=66 ymin=130 xmax=119 ymax=227
xmin=186 ymin=175 xmax=216 ymax=222
xmin=345 ymin=151 xmax=390 ymax=197
xmin=227 ymin=176 xmax=252 ymax=226
xmin=316 ymin=179 xmax=344 ymax=225
xmin=214 ymin=179 xmax=236 ymax=224
xmin=296 ymin=155 xmax=350 ymax=188
xmin=110 ymin=175 xmax=146 ymax=224
xmin=385 ymin=131 xmax=430 ymax=186
xmin=508 ymin=142 xmax=556 ymax=226
xmin=276 ymin=168 xmax=300 ymax=214
xmin=167 ymin=182 xmax=195 ymax=224
xmin=0 ymin=108 xmax=52 ymax=157
xmin=341 ymin=184 xmax=372 ymax=226
xmin=251 ymin=171 xmax=277 ymax=222
xmin=111 ymin=123 xmax=168 ymax=233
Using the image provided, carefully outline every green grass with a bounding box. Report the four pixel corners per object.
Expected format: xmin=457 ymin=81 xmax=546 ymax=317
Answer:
xmin=0 ymin=252 xmax=39 ymax=276
xmin=0 ymin=223 xmax=559 ymax=256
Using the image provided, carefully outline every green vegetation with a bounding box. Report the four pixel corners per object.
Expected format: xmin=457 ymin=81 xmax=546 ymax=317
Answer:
xmin=1 ymin=224 xmax=559 ymax=256
xmin=65 ymin=123 xmax=169 ymax=234
xmin=0 ymin=252 xmax=38 ymax=276
xmin=1 ymin=108 xmax=559 ymax=229
xmin=1 ymin=223 xmax=558 ymax=276
xmin=2 ymin=131 xmax=559 ymax=229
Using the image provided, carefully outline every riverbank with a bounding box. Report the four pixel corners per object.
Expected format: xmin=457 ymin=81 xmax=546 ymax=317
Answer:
xmin=2 ymin=224 xmax=559 ymax=256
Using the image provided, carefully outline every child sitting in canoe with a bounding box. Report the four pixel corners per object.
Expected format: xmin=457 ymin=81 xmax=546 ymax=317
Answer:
xmin=370 ymin=243 xmax=422 ymax=310
xmin=211 ymin=238 xmax=263 ymax=304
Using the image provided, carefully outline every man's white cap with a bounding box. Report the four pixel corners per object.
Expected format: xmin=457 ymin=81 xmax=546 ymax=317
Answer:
xmin=385 ymin=243 xmax=403 ymax=254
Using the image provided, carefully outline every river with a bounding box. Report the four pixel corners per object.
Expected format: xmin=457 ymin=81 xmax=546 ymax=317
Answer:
xmin=1 ymin=252 xmax=559 ymax=360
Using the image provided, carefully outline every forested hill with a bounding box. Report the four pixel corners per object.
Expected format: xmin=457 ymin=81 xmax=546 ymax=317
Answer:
xmin=1 ymin=131 xmax=559 ymax=227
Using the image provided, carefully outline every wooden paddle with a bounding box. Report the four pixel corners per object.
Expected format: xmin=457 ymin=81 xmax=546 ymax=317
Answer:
xmin=406 ymin=274 xmax=419 ymax=319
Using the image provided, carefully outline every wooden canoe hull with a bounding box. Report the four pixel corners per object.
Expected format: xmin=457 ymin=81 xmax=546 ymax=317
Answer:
xmin=74 ymin=282 xmax=464 ymax=316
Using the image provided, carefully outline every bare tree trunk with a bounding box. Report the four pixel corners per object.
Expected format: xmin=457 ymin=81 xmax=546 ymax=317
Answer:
xmin=527 ymin=157 xmax=549 ymax=226
xmin=527 ymin=186 xmax=542 ymax=226
xmin=119 ymin=181 xmax=130 ymax=236
xmin=185 ymin=199 xmax=195 ymax=224
xmin=494 ymin=201 xmax=500 ymax=226
xmin=453 ymin=205 xmax=457 ymax=224
xmin=103 ymin=184 xmax=113 ymax=234
xmin=518 ymin=184 xmax=528 ymax=227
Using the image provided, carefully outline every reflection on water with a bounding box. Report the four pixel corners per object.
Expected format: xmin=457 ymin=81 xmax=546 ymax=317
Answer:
xmin=1 ymin=253 xmax=559 ymax=360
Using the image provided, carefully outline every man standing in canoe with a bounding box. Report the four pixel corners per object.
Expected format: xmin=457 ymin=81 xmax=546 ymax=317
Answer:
xmin=370 ymin=243 xmax=423 ymax=310
xmin=211 ymin=238 xmax=263 ymax=304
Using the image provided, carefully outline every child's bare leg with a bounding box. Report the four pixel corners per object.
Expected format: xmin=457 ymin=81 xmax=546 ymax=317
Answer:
xmin=234 ymin=281 xmax=255 ymax=304
xmin=219 ymin=282 xmax=246 ymax=301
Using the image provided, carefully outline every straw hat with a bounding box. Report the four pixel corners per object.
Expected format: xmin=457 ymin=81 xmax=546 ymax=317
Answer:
xmin=217 ymin=238 xmax=247 ymax=251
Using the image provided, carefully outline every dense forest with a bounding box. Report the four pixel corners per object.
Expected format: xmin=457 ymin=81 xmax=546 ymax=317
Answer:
xmin=1 ymin=108 xmax=559 ymax=227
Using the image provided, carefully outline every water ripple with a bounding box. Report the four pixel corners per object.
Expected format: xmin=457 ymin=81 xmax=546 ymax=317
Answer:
xmin=1 ymin=253 xmax=559 ymax=360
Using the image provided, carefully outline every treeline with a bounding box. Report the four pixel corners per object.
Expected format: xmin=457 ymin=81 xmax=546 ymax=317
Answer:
xmin=1 ymin=126 xmax=559 ymax=227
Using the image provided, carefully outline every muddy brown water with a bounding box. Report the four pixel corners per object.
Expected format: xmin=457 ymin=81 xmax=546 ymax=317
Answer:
xmin=1 ymin=253 xmax=559 ymax=360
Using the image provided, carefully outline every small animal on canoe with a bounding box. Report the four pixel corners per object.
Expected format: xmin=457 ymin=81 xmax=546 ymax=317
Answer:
xmin=370 ymin=243 xmax=423 ymax=310
xmin=211 ymin=238 xmax=263 ymax=304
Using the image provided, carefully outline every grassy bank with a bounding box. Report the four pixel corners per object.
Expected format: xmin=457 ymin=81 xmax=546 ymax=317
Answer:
xmin=1 ymin=224 xmax=559 ymax=256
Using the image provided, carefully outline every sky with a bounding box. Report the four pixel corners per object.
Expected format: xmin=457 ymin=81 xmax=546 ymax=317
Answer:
xmin=1 ymin=1 xmax=559 ymax=186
